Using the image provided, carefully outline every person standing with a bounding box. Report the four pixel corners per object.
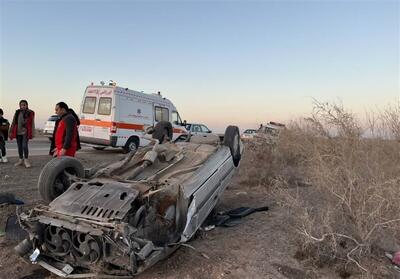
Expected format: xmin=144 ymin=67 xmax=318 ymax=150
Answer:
xmin=0 ymin=109 xmax=10 ymax=163
xmin=9 ymin=100 xmax=35 ymax=168
xmin=51 ymin=102 xmax=80 ymax=157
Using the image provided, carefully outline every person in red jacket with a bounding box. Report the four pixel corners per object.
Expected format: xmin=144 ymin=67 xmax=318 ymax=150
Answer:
xmin=9 ymin=100 xmax=35 ymax=168
xmin=52 ymin=102 xmax=80 ymax=157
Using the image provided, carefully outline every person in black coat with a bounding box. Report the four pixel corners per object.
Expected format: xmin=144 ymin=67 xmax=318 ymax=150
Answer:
xmin=0 ymin=108 xmax=10 ymax=163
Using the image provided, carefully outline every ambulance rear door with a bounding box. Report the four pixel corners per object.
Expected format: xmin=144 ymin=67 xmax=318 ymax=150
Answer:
xmin=79 ymin=88 xmax=97 ymax=138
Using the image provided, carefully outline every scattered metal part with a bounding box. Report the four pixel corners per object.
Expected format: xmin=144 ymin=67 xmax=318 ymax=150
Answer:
xmin=62 ymin=264 xmax=74 ymax=275
xmin=30 ymin=248 xmax=40 ymax=263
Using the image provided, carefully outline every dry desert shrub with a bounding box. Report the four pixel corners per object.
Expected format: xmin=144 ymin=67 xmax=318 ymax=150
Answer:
xmin=237 ymin=140 xmax=283 ymax=188
xmin=366 ymin=104 xmax=400 ymax=140
xmin=267 ymin=101 xmax=400 ymax=277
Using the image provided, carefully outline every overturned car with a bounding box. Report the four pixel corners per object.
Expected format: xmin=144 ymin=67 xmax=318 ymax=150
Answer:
xmin=15 ymin=122 xmax=242 ymax=278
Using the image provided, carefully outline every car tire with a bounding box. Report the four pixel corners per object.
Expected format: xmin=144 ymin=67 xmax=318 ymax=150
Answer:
xmin=223 ymin=126 xmax=241 ymax=167
xmin=93 ymin=146 xmax=106 ymax=150
xmin=122 ymin=137 xmax=139 ymax=154
xmin=38 ymin=157 xmax=85 ymax=204
xmin=152 ymin=121 xmax=173 ymax=143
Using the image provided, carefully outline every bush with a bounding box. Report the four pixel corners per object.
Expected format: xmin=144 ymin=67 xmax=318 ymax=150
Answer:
xmin=248 ymin=100 xmax=400 ymax=277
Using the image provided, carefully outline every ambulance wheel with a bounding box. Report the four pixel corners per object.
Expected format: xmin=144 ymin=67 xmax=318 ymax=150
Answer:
xmin=223 ymin=126 xmax=241 ymax=167
xmin=38 ymin=157 xmax=85 ymax=204
xmin=152 ymin=121 xmax=173 ymax=143
xmin=123 ymin=137 xmax=139 ymax=154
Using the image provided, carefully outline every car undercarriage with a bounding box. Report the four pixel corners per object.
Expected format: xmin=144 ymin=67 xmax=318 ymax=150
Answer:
xmin=15 ymin=124 xmax=242 ymax=278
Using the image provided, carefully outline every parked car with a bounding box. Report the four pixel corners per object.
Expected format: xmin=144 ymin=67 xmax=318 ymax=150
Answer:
xmin=15 ymin=122 xmax=243 ymax=278
xmin=43 ymin=115 xmax=59 ymax=139
xmin=241 ymin=129 xmax=257 ymax=140
xmin=255 ymin=121 xmax=286 ymax=145
xmin=185 ymin=123 xmax=212 ymax=136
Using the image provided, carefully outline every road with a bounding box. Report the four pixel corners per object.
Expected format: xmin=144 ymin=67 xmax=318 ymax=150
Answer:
xmin=5 ymin=136 xmax=96 ymax=157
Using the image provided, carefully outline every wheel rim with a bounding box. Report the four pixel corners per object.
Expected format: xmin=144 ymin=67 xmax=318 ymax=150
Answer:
xmin=52 ymin=167 xmax=76 ymax=199
xmin=128 ymin=141 xmax=137 ymax=151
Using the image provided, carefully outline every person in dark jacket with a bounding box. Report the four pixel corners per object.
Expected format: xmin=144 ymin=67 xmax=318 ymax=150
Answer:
xmin=9 ymin=100 xmax=35 ymax=168
xmin=0 ymin=108 xmax=10 ymax=163
xmin=50 ymin=102 xmax=80 ymax=157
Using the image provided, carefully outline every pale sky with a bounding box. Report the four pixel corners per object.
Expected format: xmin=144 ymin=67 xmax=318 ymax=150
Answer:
xmin=1 ymin=0 xmax=399 ymax=132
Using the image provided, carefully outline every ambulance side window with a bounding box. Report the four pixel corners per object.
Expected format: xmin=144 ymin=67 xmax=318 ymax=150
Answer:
xmin=98 ymin=97 xmax=112 ymax=115
xmin=155 ymin=106 xmax=169 ymax=122
xmin=83 ymin=97 xmax=96 ymax=114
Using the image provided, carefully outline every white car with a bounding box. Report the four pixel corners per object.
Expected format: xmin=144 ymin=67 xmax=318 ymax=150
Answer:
xmin=43 ymin=115 xmax=59 ymax=139
xmin=185 ymin=123 xmax=212 ymax=136
xmin=16 ymin=123 xmax=243 ymax=277
xmin=241 ymin=129 xmax=257 ymax=140
xmin=255 ymin=122 xmax=286 ymax=145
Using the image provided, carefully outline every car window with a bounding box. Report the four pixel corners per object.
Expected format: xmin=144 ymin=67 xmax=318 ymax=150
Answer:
xmin=48 ymin=115 xmax=59 ymax=121
xmin=172 ymin=111 xmax=178 ymax=124
xmin=83 ymin=97 xmax=96 ymax=114
xmin=155 ymin=106 xmax=169 ymax=122
xmin=172 ymin=111 xmax=183 ymax=125
xmin=193 ymin=125 xmax=201 ymax=132
xmin=185 ymin=124 xmax=191 ymax=131
xmin=98 ymin=97 xmax=112 ymax=115
xmin=200 ymin=125 xmax=210 ymax=133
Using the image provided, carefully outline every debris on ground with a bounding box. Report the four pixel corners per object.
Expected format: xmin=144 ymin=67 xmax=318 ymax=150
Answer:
xmin=203 ymin=206 xmax=269 ymax=230
xmin=0 ymin=193 xmax=24 ymax=205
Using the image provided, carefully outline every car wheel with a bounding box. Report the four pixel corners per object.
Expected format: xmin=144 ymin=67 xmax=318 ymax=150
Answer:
xmin=122 ymin=137 xmax=139 ymax=154
xmin=38 ymin=157 xmax=85 ymax=204
xmin=92 ymin=146 xmax=106 ymax=150
xmin=223 ymin=126 xmax=241 ymax=167
xmin=152 ymin=121 xmax=173 ymax=143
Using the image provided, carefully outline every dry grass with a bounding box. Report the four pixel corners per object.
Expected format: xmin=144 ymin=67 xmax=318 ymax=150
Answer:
xmin=243 ymin=101 xmax=400 ymax=278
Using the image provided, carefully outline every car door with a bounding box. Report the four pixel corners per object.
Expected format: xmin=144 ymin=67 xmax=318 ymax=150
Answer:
xmin=93 ymin=96 xmax=113 ymax=140
xmin=79 ymin=95 xmax=97 ymax=139
xmin=191 ymin=124 xmax=202 ymax=135
xmin=199 ymin=125 xmax=211 ymax=135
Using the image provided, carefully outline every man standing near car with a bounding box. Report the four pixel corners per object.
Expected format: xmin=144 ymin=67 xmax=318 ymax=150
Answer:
xmin=0 ymin=109 xmax=10 ymax=163
xmin=52 ymin=102 xmax=79 ymax=157
xmin=9 ymin=100 xmax=35 ymax=168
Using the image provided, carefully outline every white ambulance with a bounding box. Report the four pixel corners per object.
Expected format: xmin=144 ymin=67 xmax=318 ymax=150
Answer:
xmin=79 ymin=82 xmax=187 ymax=153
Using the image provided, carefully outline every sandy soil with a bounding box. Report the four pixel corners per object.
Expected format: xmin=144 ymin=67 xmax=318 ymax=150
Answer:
xmin=0 ymin=147 xmax=392 ymax=279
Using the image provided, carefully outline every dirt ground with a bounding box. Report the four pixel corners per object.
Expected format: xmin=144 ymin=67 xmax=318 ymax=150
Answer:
xmin=0 ymin=147 xmax=394 ymax=279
